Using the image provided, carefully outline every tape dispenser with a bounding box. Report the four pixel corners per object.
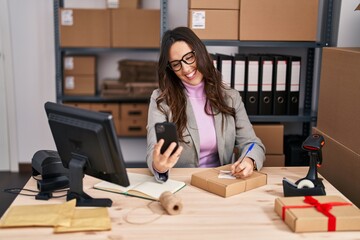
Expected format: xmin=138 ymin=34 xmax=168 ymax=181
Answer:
xmin=283 ymin=134 xmax=326 ymax=197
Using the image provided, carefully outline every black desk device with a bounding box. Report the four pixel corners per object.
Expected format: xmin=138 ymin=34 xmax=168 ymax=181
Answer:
xmin=283 ymin=134 xmax=326 ymax=197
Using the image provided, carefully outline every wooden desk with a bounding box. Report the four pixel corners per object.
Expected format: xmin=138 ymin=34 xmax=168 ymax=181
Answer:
xmin=0 ymin=167 xmax=358 ymax=240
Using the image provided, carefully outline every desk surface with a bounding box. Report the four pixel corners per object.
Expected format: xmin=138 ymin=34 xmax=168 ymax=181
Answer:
xmin=0 ymin=167 xmax=359 ymax=240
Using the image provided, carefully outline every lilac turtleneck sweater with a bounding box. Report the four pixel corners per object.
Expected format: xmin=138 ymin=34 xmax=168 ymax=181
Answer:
xmin=183 ymin=81 xmax=220 ymax=167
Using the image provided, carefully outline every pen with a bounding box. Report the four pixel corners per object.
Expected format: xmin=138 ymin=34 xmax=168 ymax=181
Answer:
xmin=239 ymin=142 xmax=255 ymax=163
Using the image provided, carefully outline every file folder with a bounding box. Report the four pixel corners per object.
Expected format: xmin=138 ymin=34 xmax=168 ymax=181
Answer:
xmin=216 ymin=54 xmax=234 ymax=88
xmin=245 ymin=55 xmax=260 ymax=115
xmin=272 ymin=55 xmax=287 ymax=115
xmin=233 ymin=54 xmax=247 ymax=103
xmin=258 ymin=55 xmax=274 ymax=115
xmin=285 ymin=56 xmax=301 ymax=115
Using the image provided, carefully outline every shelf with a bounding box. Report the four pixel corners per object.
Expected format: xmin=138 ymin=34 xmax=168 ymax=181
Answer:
xmin=60 ymin=95 xmax=150 ymax=103
xmin=202 ymin=40 xmax=326 ymax=48
xmin=249 ymin=114 xmax=317 ymax=123
xmin=59 ymin=47 xmax=160 ymax=54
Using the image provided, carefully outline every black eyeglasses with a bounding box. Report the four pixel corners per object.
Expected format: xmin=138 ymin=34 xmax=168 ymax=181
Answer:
xmin=168 ymin=51 xmax=196 ymax=72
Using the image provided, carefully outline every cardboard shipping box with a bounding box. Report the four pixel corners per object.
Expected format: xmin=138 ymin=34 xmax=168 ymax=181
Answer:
xmin=189 ymin=0 xmax=239 ymax=9
xmin=188 ymin=9 xmax=239 ymax=40
xmin=111 ymin=9 xmax=160 ymax=48
xmin=253 ymin=124 xmax=284 ymax=155
xmin=191 ymin=165 xmax=267 ymax=198
xmin=60 ymin=9 xmax=110 ymax=47
xmin=275 ymin=195 xmax=360 ymax=232
xmin=313 ymin=127 xmax=360 ymax=208
xmin=264 ymin=154 xmax=285 ymax=167
xmin=63 ymin=75 xmax=95 ymax=96
xmin=239 ymin=0 xmax=319 ymax=41
xmin=317 ymin=48 xmax=360 ymax=153
xmin=63 ymin=56 xmax=96 ymax=75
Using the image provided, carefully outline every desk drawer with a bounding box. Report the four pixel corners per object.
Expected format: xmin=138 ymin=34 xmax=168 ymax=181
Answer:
xmin=90 ymin=103 xmax=121 ymax=135
xmin=120 ymin=103 xmax=148 ymax=120
xmin=117 ymin=118 xmax=147 ymax=137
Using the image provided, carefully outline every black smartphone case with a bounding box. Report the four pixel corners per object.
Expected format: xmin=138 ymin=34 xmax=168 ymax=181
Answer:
xmin=155 ymin=122 xmax=178 ymax=155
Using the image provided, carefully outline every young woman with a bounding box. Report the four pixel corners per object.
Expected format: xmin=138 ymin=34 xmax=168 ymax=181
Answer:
xmin=146 ymin=27 xmax=265 ymax=182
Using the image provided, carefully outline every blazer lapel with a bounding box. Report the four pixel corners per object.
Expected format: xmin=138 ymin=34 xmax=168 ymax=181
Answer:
xmin=186 ymin=98 xmax=200 ymax=159
xmin=214 ymin=111 xmax=225 ymax=165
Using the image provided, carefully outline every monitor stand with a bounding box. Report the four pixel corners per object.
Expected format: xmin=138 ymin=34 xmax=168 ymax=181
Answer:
xmin=67 ymin=154 xmax=112 ymax=207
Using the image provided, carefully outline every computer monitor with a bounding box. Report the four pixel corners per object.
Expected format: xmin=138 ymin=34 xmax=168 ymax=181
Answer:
xmin=44 ymin=101 xmax=130 ymax=207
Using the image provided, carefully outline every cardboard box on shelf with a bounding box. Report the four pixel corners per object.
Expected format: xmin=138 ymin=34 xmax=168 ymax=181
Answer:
xmin=111 ymin=9 xmax=160 ymax=48
xmin=274 ymin=195 xmax=360 ymax=232
xmin=191 ymin=165 xmax=267 ymax=198
xmin=313 ymin=127 xmax=360 ymax=208
xmin=317 ymin=48 xmax=360 ymax=153
xmin=239 ymin=0 xmax=319 ymax=41
xmin=264 ymin=154 xmax=285 ymax=167
xmin=188 ymin=9 xmax=239 ymax=40
xmin=253 ymin=124 xmax=284 ymax=155
xmin=63 ymin=56 xmax=96 ymax=75
xmin=63 ymin=75 xmax=95 ymax=96
xmin=60 ymin=9 xmax=110 ymax=47
xmin=189 ymin=0 xmax=239 ymax=9
xmin=118 ymin=60 xmax=158 ymax=83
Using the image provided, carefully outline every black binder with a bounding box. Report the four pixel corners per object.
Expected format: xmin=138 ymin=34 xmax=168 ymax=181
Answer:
xmin=285 ymin=55 xmax=301 ymax=115
xmin=209 ymin=53 xmax=218 ymax=69
xmin=258 ymin=55 xmax=274 ymax=115
xmin=272 ymin=55 xmax=288 ymax=115
xmin=245 ymin=55 xmax=260 ymax=115
xmin=216 ymin=53 xmax=234 ymax=88
xmin=233 ymin=54 xmax=247 ymax=103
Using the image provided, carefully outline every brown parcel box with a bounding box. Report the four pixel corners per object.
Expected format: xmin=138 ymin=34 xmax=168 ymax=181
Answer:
xmin=111 ymin=9 xmax=160 ymax=48
xmin=189 ymin=9 xmax=239 ymax=40
xmin=63 ymin=75 xmax=95 ymax=96
xmin=275 ymin=195 xmax=360 ymax=232
xmin=191 ymin=165 xmax=267 ymax=198
xmin=317 ymin=48 xmax=360 ymax=154
xmin=189 ymin=0 xmax=239 ymax=9
xmin=264 ymin=154 xmax=285 ymax=167
xmin=63 ymin=56 xmax=96 ymax=75
xmin=60 ymin=9 xmax=110 ymax=47
xmin=239 ymin=0 xmax=319 ymax=41
xmin=313 ymin=127 xmax=360 ymax=208
xmin=253 ymin=124 xmax=284 ymax=155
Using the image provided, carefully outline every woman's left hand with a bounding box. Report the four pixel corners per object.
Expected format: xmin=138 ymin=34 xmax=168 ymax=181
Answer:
xmin=231 ymin=157 xmax=255 ymax=178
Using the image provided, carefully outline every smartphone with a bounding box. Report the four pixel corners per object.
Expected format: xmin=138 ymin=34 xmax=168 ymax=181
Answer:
xmin=155 ymin=122 xmax=179 ymax=155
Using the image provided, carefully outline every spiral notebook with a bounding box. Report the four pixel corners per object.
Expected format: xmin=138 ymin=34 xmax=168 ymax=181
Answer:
xmin=93 ymin=172 xmax=186 ymax=201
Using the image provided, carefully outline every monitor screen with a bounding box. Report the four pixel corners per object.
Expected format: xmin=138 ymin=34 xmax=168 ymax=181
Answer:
xmin=44 ymin=101 xmax=130 ymax=207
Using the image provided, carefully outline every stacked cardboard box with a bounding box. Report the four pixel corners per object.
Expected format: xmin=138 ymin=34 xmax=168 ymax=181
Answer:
xmin=188 ymin=0 xmax=239 ymax=40
xmin=59 ymin=1 xmax=160 ymax=48
xmin=101 ymin=60 xmax=158 ymax=98
xmin=253 ymin=124 xmax=285 ymax=167
xmin=314 ymin=48 xmax=360 ymax=208
xmin=188 ymin=0 xmax=319 ymax=41
xmin=63 ymin=56 xmax=96 ymax=96
xmin=239 ymin=0 xmax=319 ymax=41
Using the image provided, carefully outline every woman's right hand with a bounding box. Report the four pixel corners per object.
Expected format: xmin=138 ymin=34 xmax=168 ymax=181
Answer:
xmin=152 ymin=139 xmax=183 ymax=173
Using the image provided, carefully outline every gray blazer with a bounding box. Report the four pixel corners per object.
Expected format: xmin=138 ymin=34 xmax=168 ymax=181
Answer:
xmin=146 ymin=87 xmax=266 ymax=174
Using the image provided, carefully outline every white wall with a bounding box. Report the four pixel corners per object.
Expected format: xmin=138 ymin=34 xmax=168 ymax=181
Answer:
xmin=8 ymin=0 xmax=56 ymax=164
xmin=336 ymin=1 xmax=360 ymax=47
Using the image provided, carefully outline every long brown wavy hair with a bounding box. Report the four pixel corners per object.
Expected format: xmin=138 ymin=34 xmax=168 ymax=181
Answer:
xmin=157 ymin=27 xmax=235 ymax=142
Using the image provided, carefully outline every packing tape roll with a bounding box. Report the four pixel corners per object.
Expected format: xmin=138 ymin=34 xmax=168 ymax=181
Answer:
xmin=159 ymin=191 xmax=183 ymax=215
xmin=297 ymin=179 xmax=315 ymax=189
